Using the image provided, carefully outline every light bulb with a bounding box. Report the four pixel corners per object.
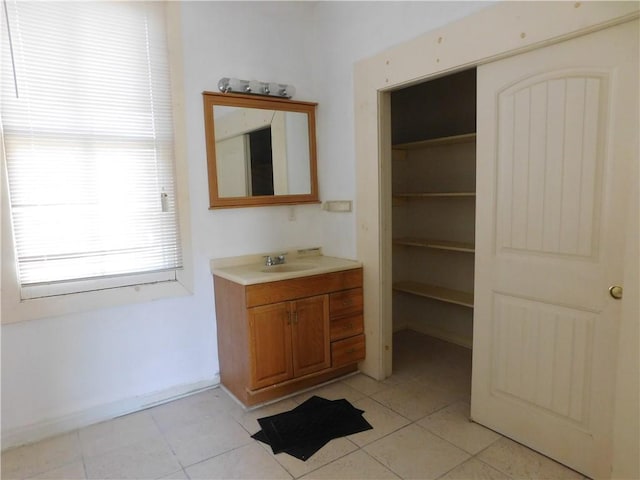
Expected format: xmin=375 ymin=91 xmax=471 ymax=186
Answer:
xmin=248 ymin=80 xmax=267 ymax=95
xmin=267 ymin=83 xmax=294 ymax=98
xmin=217 ymin=77 xmax=230 ymax=92
xmin=266 ymin=82 xmax=280 ymax=96
xmin=281 ymin=84 xmax=296 ymax=98
xmin=227 ymin=78 xmax=249 ymax=93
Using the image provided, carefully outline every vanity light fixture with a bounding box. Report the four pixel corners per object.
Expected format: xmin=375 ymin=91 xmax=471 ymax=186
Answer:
xmin=217 ymin=77 xmax=296 ymax=98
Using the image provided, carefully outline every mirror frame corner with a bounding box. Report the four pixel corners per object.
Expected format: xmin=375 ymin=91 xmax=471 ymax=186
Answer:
xmin=202 ymin=91 xmax=319 ymax=209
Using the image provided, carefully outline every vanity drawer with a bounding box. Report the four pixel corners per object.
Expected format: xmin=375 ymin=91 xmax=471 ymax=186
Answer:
xmin=329 ymin=288 xmax=363 ymax=317
xmin=247 ymin=269 xmax=362 ymax=308
xmin=330 ymin=314 xmax=364 ymax=341
xmin=331 ymin=334 xmax=365 ymax=367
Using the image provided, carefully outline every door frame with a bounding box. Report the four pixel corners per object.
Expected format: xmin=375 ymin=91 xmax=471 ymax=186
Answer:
xmin=355 ymin=0 xmax=639 ymax=381
xmin=354 ymin=0 xmax=639 ymax=474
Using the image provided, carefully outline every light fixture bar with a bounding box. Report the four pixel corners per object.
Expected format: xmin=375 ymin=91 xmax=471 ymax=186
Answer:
xmin=217 ymin=77 xmax=296 ymax=98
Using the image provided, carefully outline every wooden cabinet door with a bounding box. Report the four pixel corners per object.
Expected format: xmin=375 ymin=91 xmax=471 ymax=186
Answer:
xmin=248 ymin=302 xmax=293 ymax=389
xmin=291 ymin=295 xmax=330 ymax=377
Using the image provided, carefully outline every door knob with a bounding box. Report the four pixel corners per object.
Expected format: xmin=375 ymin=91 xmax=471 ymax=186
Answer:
xmin=609 ymin=285 xmax=623 ymax=300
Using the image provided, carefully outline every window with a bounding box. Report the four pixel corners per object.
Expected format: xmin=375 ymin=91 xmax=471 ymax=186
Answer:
xmin=1 ymin=1 xmax=183 ymax=299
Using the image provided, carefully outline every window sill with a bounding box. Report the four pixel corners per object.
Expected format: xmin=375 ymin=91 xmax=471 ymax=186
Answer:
xmin=21 ymin=270 xmax=180 ymax=300
xmin=1 ymin=274 xmax=193 ymax=324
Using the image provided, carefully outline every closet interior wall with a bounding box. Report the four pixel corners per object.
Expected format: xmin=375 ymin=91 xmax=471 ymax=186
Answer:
xmin=391 ymin=68 xmax=477 ymax=349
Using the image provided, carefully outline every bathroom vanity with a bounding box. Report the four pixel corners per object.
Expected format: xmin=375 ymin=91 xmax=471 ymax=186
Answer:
xmin=211 ymin=251 xmax=364 ymax=406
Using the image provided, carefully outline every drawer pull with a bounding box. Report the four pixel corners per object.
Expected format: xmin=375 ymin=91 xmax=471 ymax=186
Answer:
xmin=343 ymin=299 xmax=352 ymax=306
xmin=346 ymin=348 xmax=356 ymax=354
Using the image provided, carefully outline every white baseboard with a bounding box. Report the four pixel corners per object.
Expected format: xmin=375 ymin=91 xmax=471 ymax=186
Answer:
xmin=1 ymin=376 xmax=220 ymax=451
xmin=406 ymin=322 xmax=473 ymax=349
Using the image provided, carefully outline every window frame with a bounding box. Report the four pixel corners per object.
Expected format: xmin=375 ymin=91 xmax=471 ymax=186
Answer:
xmin=0 ymin=2 xmax=193 ymax=323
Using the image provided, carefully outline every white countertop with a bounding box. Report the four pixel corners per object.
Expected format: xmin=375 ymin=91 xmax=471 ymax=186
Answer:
xmin=210 ymin=249 xmax=362 ymax=286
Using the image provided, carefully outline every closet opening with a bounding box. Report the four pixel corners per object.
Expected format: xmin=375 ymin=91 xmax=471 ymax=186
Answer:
xmin=389 ymin=67 xmax=477 ymax=380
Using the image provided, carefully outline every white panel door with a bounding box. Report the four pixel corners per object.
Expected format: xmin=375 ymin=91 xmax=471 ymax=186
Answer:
xmin=472 ymin=20 xmax=638 ymax=478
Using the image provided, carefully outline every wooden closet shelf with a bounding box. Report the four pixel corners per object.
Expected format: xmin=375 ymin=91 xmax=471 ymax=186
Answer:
xmin=393 ymin=192 xmax=476 ymax=198
xmin=393 ymin=237 xmax=475 ymax=253
xmin=392 ymin=132 xmax=476 ymax=150
xmin=393 ymin=281 xmax=474 ymax=308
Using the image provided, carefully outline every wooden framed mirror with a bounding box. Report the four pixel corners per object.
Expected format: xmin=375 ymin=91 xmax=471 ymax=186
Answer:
xmin=203 ymin=92 xmax=319 ymax=209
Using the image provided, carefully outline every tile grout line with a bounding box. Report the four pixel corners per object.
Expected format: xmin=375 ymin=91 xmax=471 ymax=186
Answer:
xmin=76 ymin=430 xmax=90 ymax=480
xmin=468 ymin=454 xmax=515 ymax=479
xmin=149 ymin=409 xmax=180 ymax=460
xmin=289 ymin=438 xmax=360 ymax=480
xmin=177 ymin=441 xmax=261 ymax=475
xmin=13 ymin=430 xmax=86 ymax=480
xmin=357 ymin=445 xmax=404 ymax=479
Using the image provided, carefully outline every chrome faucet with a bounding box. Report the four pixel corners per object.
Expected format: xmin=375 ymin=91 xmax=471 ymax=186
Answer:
xmin=264 ymin=253 xmax=287 ymax=266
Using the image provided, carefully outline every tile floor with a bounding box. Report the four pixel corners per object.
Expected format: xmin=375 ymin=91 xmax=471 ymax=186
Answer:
xmin=2 ymin=330 xmax=587 ymax=479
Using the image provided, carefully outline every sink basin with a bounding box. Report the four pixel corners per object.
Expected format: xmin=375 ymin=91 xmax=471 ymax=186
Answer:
xmin=261 ymin=263 xmax=317 ymax=273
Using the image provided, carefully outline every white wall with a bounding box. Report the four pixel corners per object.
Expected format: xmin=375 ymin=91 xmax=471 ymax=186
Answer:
xmin=1 ymin=0 xmax=491 ymax=447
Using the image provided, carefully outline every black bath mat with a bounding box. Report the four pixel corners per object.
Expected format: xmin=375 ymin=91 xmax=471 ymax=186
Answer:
xmin=252 ymin=396 xmax=356 ymax=459
xmin=252 ymin=396 xmax=333 ymax=460
xmin=251 ymin=395 xmax=372 ymax=461
xmin=252 ymin=427 xmax=329 ymax=460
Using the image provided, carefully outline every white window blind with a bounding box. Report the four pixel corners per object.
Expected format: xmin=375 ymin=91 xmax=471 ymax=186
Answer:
xmin=1 ymin=1 xmax=183 ymax=297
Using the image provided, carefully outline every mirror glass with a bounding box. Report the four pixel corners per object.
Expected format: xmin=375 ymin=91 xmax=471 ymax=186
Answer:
xmin=203 ymin=92 xmax=318 ymax=209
